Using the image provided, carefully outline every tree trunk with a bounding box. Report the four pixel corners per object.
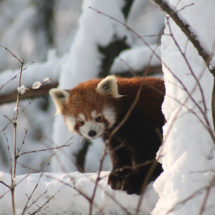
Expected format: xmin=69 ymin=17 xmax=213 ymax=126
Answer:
xmin=212 ymin=77 xmax=215 ymax=130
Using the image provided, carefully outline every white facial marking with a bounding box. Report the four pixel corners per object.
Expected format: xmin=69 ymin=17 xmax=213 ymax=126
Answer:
xmin=78 ymin=114 xmax=85 ymax=121
xmin=103 ymin=106 xmax=116 ymax=128
xmin=91 ymin=110 xmax=97 ymax=118
xmin=79 ymin=120 xmax=105 ymax=139
xmin=65 ymin=115 xmax=76 ymax=132
xmin=65 ymin=109 xmax=116 ymax=139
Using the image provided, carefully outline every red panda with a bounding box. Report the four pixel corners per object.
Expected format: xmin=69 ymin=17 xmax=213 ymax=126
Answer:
xmin=50 ymin=75 xmax=165 ymax=194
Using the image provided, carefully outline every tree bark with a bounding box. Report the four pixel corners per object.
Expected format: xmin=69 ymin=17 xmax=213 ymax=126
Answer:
xmin=0 ymin=82 xmax=58 ymax=105
xmin=98 ymin=36 xmax=130 ymax=78
xmin=97 ymin=0 xmax=135 ymax=78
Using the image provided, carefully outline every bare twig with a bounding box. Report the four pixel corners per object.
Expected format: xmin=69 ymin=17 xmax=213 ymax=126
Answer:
xmin=164 ymin=174 xmax=215 ymax=215
xmin=0 ymin=44 xmax=23 ymax=64
xmin=89 ymin=144 xmax=109 ymax=215
xmin=0 ymin=181 xmax=11 ymax=190
xmin=20 ymin=150 xmax=57 ymax=214
xmin=17 ymin=128 xmax=28 ymax=156
xmin=164 ymin=18 xmax=214 ymax=142
xmin=0 ymin=61 xmax=33 ymax=92
xmin=198 ymin=175 xmax=215 ymax=215
xmin=30 ymin=190 xmax=58 ymax=215
xmin=21 ymin=172 xmax=45 ymax=215
xmin=166 ymin=18 xmax=207 ymax=114
xmin=11 ymin=58 xmax=24 ymax=215
xmin=18 ymin=142 xmax=73 ymax=157
xmin=152 ymin=0 xmax=215 ymax=132
xmin=0 ymin=43 xmax=25 ymax=215
xmin=0 ymin=121 xmax=11 ymax=135
xmin=166 ymin=186 xmax=206 ymax=214
xmin=45 ymin=174 xmax=97 ymax=208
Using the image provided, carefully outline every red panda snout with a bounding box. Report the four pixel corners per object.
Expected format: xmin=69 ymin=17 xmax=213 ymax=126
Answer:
xmin=65 ymin=106 xmax=116 ymax=139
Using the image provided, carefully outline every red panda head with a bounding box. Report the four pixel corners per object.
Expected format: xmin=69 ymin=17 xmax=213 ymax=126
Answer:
xmin=49 ymin=76 xmax=121 ymax=139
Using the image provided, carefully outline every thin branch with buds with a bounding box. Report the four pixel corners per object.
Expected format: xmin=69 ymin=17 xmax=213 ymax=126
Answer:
xmin=11 ymin=52 xmax=24 ymax=215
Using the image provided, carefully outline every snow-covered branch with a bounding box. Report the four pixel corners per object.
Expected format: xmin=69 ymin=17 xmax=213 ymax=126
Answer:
xmin=0 ymin=81 xmax=58 ymax=105
xmin=152 ymin=0 xmax=215 ymax=74
xmin=0 ymin=50 xmax=64 ymax=105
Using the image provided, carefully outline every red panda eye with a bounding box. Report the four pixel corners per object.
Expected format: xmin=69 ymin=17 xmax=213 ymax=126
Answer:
xmin=77 ymin=119 xmax=84 ymax=126
xmin=95 ymin=114 xmax=103 ymax=122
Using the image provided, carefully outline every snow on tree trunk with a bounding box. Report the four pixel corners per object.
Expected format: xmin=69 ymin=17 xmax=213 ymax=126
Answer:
xmin=153 ymin=1 xmax=215 ymax=214
xmin=51 ymin=0 xmax=132 ymax=172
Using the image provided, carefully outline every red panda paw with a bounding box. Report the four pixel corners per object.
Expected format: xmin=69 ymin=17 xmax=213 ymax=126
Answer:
xmin=108 ymin=169 xmax=143 ymax=195
xmin=107 ymin=168 xmax=129 ymax=191
xmin=121 ymin=171 xmax=143 ymax=195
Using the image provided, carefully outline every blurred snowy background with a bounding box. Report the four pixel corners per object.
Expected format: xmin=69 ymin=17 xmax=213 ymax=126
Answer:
xmin=0 ymin=0 xmax=81 ymax=71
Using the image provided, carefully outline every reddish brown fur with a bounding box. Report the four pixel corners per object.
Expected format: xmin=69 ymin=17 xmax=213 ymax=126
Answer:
xmin=61 ymin=77 xmax=164 ymax=125
xmin=116 ymin=77 xmax=165 ymax=123
xmin=62 ymin=79 xmax=104 ymax=118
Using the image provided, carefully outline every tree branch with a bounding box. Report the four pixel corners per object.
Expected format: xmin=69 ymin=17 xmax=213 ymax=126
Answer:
xmin=0 ymin=64 xmax=161 ymax=106
xmin=152 ymin=0 xmax=215 ymax=131
xmin=0 ymin=82 xmax=58 ymax=105
xmin=152 ymin=0 xmax=214 ymax=74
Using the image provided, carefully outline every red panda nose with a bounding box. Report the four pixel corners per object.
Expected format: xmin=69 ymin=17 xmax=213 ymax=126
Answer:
xmin=88 ymin=130 xmax=97 ymax=137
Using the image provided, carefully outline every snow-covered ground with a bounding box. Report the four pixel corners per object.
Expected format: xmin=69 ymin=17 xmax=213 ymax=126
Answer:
xmin=0 ymin=171 xmax=157 ymax=215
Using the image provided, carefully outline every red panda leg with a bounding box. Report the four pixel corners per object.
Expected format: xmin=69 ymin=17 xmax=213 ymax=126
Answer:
xmin=121 ymin=161 xmax=162 ymax=194
xmin=106 ymin=136 xmax=133 ymax=190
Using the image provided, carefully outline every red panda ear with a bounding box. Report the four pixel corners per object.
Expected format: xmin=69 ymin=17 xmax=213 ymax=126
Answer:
xmin=96 ymin=75 xmax=121 ymax=98
xmin=49 ymin=88 xmax=69 ymax=114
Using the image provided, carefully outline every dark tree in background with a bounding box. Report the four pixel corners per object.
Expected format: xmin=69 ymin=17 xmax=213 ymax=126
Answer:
xmin=33 ymin=0 xmax=55 ymax=61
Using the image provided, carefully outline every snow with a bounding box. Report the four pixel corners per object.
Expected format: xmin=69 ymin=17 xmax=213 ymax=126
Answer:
xmin=17 ymin=85 xmax=28 ymax=95
xmin=152 ymin=0 xmax=215 ymax=214
xmin=0 ymin=171 xmax=157 ymax=215
xmin=0 ymin=1 xmax=37 ymax=70
xmin=0 ymin=0 xmax=83 ymax=71
xmin=59 ymin=0 xmax=131 ymax=89
xmin=111 ymin=45 xmax=161 ymax=74
xmin=54 ymin=0 xmax=83 ymax=55
xmin=127 ymin=0 xmax=164 ymax=46
xmin=32 ymin=81 xmax=42 ymax=89
xmin=84 ymin=138 xmax=112 ymax=172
